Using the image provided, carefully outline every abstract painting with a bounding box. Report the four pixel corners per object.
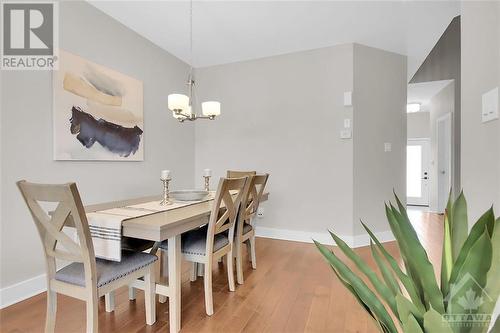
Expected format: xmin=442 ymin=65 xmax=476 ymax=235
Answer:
xmin=53 ymin=50 xmax=144 ymax=160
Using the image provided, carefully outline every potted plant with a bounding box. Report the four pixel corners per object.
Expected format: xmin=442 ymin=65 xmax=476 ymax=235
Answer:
xmin=315 ymin=192 xmax=499 ymax=332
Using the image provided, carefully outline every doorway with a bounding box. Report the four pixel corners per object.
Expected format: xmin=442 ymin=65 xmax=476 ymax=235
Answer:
xmin=407 ymin=139 xmax=430 ymax=206
xmin=437 ymin=113 xmax=452 ymax=213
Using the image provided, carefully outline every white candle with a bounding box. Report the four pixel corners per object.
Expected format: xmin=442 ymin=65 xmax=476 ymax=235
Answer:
xmin=161 ymin=170 xmax=171 ymax=180
xmin=203 ymin=169 xmax=212 ymax=177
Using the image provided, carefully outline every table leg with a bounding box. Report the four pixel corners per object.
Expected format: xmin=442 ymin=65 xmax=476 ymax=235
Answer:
xmin=168 ymin=235 xmax=181 ymax=333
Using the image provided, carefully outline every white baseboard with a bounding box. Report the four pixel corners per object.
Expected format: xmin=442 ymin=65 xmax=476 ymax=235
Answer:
xmin=0 ymin=273 xmax=46 ymax=309
xmin=255 ymin=226 xmax=394 ymax=248
xmin=0 ymin=228 xmax=394 ymax=309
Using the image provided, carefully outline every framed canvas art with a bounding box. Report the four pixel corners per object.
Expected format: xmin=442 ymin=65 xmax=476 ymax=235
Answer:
xmin=53 ymin=50 xmax=144 ymax=161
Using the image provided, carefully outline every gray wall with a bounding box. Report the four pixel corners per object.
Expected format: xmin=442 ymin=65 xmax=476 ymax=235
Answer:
xmin=353 ymin=44 xmax=407 ymax=235
xmin=195 ymin=43 xmax=407 ymax=239
xmin=0 ymin=1 xmax=194 ymax=288
xmin=195 ymin=45 xmax=355 ymax=236
xmin=410 ymin=16 xmax=461 ymax=198
xmin=461 ymin=1 xmax=499 ymax=222
xmin=407 ymin=112 xmax=431 ymax=139
xmin=428 ymin=81 xmax=454 ymax=212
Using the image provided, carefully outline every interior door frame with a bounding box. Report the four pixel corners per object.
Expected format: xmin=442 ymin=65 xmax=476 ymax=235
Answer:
xmin=407 ymin=138 xmax=431 ymax=207
xmin=437 ymin=112 xmax=452 ymax=213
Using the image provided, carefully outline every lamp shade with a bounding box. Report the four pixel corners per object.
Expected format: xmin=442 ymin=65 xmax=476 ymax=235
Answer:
xmin=168 ymin=94 xmax=189 ymax=111
xmin=202 ymin=101 xmax=221 ymax=116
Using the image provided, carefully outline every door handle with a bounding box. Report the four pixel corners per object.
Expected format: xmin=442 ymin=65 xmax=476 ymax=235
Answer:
xmin=422 ymin=177 xmax=429 ymax=180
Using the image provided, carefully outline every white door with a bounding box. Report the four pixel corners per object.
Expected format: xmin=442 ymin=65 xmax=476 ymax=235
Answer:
xmin=407 ymin=139 xmax=430 ymax=206
xmin=437 ymin=113 xmax=452 ymax=213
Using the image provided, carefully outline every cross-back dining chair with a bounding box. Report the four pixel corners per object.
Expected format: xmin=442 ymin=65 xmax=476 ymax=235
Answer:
xmin=17 ymin=180 xmax=158 ymax=332
xmin=159 ymin=176 xmax=248 ymax=316
xmin=233 ymin=173 xmax=269 ymax=284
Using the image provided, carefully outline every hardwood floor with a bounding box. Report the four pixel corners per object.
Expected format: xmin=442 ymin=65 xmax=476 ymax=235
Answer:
xmin=0 ymin=209 xmax=442 ymax=333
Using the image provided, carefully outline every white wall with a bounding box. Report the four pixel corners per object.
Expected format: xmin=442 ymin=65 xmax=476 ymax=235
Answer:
xmin=195 ymin=43 xmax=407 ymax=241
xmin=407 ymin=112 xmax=431 ymax=139
xmin=0 ymin=1 xmax=194 ymax=291
xmin=353 ymin=44 xmax=407 ymax=235
xmin=428 ymin=82 xmax=454 ymax=212
xmin=195 ymin=45 xmax=355 ymax=237
xmin=461 ymin=1 xmax=500 ymax=221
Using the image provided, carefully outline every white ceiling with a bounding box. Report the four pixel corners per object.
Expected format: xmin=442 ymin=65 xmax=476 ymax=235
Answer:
xmin=407 ymin=79 xmax=453 ymax=112
xmin=89 ymin=1 xmax=460 ymax=79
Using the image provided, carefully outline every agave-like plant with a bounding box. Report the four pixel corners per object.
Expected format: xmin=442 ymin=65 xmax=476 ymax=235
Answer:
xmin=314 ymin=192 xmax=499 ymax=333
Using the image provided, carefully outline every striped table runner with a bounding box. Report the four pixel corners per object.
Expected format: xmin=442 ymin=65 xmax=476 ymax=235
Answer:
xmin=87 ymin=195 xmax=214 ymax=262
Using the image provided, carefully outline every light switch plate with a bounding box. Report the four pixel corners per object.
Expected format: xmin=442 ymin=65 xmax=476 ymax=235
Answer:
xmin=344 ymin=91 xmax=352 ymax=107
xmin=344 ymin=118 xmax=351 ymax=128
xmin=340 ymin=130 xmax=352 ymax=139
xmin=482 ymin=87 xmax=499 ymax=123
xmin=384 ymin=142 xmax=392 ymax=152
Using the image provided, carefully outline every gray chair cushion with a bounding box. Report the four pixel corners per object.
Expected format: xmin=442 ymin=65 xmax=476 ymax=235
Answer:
xmin=55 ymin=250 xmax=157 ymax=288
xmin=160 ymin=226 xmax=229 ymax=256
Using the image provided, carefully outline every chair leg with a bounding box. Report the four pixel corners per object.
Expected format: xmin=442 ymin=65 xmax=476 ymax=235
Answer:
xmin=190 ymin=262 xmax=198 ymax=282
xmin=144 ymin=270 xmax=156 ymax=325
xmin=226 ymin=252 xmax=236 ymax=292
xmin=249 ymin=236 xmax=257 ymax=269
xmin=235 ymin=242 xmax=244 ymax=285
xmin=128 ymin=286 xmax=136 ymax=300
xmin=86 ymin=291 xmax=98 ymax=333
xmin=105 ymin=291 xmax=115 ymax=312
xmin=159 ymin=249 xmax=168 ymax=303
xmin=45 ymin=289 xmax=57 ymax=333
xmin=203 ymin=260 xmax=214 ymax=316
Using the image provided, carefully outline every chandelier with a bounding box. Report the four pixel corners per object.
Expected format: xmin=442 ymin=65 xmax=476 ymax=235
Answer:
xmin=167 ymin=0 xmax=220 ymax=122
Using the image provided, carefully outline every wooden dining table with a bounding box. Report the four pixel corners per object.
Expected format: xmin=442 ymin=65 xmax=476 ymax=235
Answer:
xmin=82 ymin=191 xmax=269 ymax=333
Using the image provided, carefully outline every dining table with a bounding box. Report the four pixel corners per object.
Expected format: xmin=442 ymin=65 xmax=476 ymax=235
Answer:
xmin=81 ymin=190 xmax=269 ymax=333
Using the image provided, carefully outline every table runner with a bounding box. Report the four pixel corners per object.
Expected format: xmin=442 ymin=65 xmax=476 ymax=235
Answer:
xmin=87 ymin=193 xmax=214 ymax=261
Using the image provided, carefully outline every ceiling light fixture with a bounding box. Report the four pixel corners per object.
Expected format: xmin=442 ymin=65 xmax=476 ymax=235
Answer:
xmin=167 ymin=0 xmax=220 ymax=122
xmin=407 ymin=103 xmax=421 ymax=113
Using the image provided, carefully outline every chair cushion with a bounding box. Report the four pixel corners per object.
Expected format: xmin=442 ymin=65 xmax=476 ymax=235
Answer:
xmin=55 ymin=250 xmax=157 ymax=288
xmin=160 ymin=226 xmax=229 ymax=256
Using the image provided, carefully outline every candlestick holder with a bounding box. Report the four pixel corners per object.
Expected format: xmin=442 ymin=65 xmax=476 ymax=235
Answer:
xmin=160 ymin=177 xmax=172 ymax=206
xmin=203 ymin=175 xmax=211 ymax=191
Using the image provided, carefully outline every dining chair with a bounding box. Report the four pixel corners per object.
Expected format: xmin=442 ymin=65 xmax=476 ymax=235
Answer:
xmin=159 ymin=176 xmax=248 ymax=316
xmin=105 ymin=237 xmax=157 ymax=311
xmin=234 ymin=173 xmax=269 ymax=284
xmin=17 ymin=180 xmax=158 ymax=332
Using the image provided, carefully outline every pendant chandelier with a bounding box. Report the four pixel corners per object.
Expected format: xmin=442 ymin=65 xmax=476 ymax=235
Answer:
xmin=167 ymin=0 xmax=220 ymax=122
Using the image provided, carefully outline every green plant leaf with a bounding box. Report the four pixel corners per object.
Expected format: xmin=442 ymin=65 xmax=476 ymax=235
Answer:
xmin=361 ymin=221 xmax=426 ymax=313
xmin=449 ymin=208 xmax=495 ymax=286
xmin=384 ymin=204 xmax=424 ymax=302
xmin=328 ymin=231 xmax=399 ymax=317
xmin=393 ymin=191 xmax=419 ymax=240
xmin=441 ymin=212 xmax=453 ymax=302
xmin=451 ymin=191 xmax=468 ymax=262
xmin=329 ymin=265 xmax=387 ymax=332
xmin=478 ymin=218 xmax=500 ymax=332
xmin=423 ymin=307 xmax=454 ymax=333
xmin=396 ymin=293 xmax=423 ymax=325
xmin=314 ymin=240 xmax=398 ymax=333
xmin=388 ymin=204 xmax=444 ymax=313
xmin=370 ymin=241 xmax=401 ymax=297
xmin=403 ymin=314 xmax=424 ymax=333
xmin=446 ymin=228 xmax=492 ymax=333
